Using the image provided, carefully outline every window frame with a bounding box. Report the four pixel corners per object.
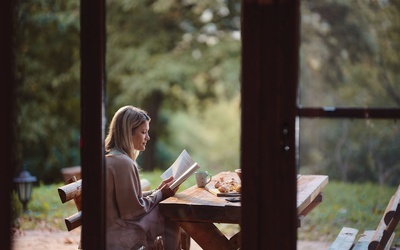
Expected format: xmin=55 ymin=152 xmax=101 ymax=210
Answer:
xmin=297 ymin=107 xmax=400 ymax=119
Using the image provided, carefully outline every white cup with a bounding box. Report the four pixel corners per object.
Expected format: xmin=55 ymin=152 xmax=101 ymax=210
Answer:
xmin=195 ymin=171 xmax=212 ymax=188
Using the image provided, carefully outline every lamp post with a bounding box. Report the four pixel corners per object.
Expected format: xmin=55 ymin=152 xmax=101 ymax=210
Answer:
xmin=14 ymin=165 xmax=37 ymax=213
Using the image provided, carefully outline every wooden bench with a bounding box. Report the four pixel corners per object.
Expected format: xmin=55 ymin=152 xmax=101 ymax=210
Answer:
xmin=329 ymin=185 xmax=400 ymax=250
xmin=57 ymin=176 xmax=189 ymax=249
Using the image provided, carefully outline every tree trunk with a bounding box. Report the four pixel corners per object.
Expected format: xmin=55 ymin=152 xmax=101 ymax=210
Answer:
xmin=335 ymin=120 xmax=349 ymax=181
xmin=140 ymin=90 xmax=164 ymax=171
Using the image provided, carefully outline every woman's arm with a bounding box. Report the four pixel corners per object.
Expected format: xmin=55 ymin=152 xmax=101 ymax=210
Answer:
xmin=142 ymin=176 xmax=177 ymax=197
xmin=142 ymin=190 xmax=155 ymax=197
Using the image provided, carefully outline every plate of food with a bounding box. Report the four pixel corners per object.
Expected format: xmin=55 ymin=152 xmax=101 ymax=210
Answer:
xmin=205 ymin=177 xmax=241 ymax=197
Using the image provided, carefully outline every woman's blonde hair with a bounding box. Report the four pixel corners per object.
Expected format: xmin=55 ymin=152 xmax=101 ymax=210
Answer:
xmin=105 ymin=105 xmax=150 ymax=160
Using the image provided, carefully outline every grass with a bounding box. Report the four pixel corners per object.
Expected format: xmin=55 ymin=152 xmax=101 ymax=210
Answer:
xmin=12 ymin=173 xmax=400 ymax=245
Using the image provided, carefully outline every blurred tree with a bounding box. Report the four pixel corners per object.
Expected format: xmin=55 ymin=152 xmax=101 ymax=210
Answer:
xmin=105 ymin=0 xmax=241 ymax=170
xmin=299 ymin=0 xmax=400 ymax=185
xmin=165 ymin=95 xmax=241 ymax=173
xmin=15 ymin=0 xmax=81 ymax=183
xmin=14 ymin=0 xmax=399 ymax=184
xmin=14 ymin=0 xmax=241 ymax=181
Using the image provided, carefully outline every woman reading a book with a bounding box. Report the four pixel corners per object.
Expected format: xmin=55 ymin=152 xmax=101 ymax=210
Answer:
xmin=105 ymin=105 xmax=181 ymax=250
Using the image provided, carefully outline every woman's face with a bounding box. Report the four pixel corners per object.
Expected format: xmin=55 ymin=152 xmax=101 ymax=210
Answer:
xmin=132 ymin=121 xmax=150 ymax=151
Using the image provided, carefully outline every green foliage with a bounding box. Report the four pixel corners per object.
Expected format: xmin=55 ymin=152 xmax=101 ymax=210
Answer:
xmin=106 ymin=0 xmax=241 ymax=112
xmin=299 ymin=119 xmax=400 ymax=186
xmin=105 ymin=0 xmax=241 ymax=171
xmin=300 ymin=0 xmax=400 ymax=107
xmin=15 ymin=0 xmax=81 ymax=183
xmin=13 ymin=0 xmax=400 ymax=186
xmin=163 ymin=95 xmax=240 ymax=174
xmin=299 ymin=0 xmax=400 ymax=184
xmin=15 ymin=0 xmax=241 ymax=180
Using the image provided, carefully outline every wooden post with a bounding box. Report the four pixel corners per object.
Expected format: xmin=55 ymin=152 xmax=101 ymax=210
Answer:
xmin=241 ymin=0 xmax=299 ymax=248
xmin=0 ymin=0 xmax=16 ymax=249
xmin=80 ymin=0 xmax=106 ymax=248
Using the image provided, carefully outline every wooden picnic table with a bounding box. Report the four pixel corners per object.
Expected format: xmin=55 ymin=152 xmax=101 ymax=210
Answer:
xmin=159 ymin=171 xmax=328 ymax=250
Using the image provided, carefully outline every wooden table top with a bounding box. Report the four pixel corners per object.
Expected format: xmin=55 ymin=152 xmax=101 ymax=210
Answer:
xmin=297 ymin=174 xmax=329 ymax=214
xmin=159 ymin=171 xmax=328 ymax=224
xmin=160 ymin=171 xmax=241 ymax=224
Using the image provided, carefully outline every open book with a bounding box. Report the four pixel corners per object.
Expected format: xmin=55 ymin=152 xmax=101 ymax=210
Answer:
xmin=161 ymin=149 xmax=200 ymax=190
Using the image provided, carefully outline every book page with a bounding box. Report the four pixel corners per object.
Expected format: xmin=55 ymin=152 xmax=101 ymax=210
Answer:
xmin=161 ymin=149 xmax=196 ymax=180
xmin=170 ymin=163 xmax=200 ymax=190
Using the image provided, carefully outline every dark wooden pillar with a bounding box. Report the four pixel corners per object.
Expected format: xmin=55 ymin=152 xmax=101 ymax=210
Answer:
xmin=80 ymin=0 xmax=106 ymax=248
xmin=0 ymin=0 xmax=16 ymax=249
xmin=241 ymin=0 xmax=300 ymax=249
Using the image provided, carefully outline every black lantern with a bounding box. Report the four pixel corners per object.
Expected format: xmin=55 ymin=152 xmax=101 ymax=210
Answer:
xmin=14 ymin=165 xmax=37 ymax=213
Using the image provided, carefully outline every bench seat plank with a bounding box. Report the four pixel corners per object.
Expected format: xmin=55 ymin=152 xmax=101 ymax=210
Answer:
xmin=329 ymin=227 xmax=358 ymax=250
xmin=353 ymin=230 xmax=375 ymax=250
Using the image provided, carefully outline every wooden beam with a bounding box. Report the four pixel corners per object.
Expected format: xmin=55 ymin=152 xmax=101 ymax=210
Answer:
xmin=374 ymin=204 xmax=400 ymax=250
xmin=297 ymin=107 xmax=400 ymax=119
xmin=241 ymin=0 xmax=299 ymax=249
xmin=297 ymin=193 xmax=323 ymax=227
xmin=65 ymin=211 xmax=82 ymax=231
xmin=0 ymin=0 xmax=16 ymax=249
xmin=178 ymin=222 xmax=236 ymax=250
xmin=57 ymin=179 xmax=82 ymax=204
xmin=384 ymin=186 xmax=400 ymax=225
xmin=80 ymin=0 xmax=106 ymax=248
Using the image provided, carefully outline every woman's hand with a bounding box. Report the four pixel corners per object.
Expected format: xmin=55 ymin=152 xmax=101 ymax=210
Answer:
xmin=157 ymin=176 xmax=174 ymax=190
xmin=160 ymin=183 xmax=179 ymax=199
xmin=159 ymin=176 xmax=179 ymax=199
